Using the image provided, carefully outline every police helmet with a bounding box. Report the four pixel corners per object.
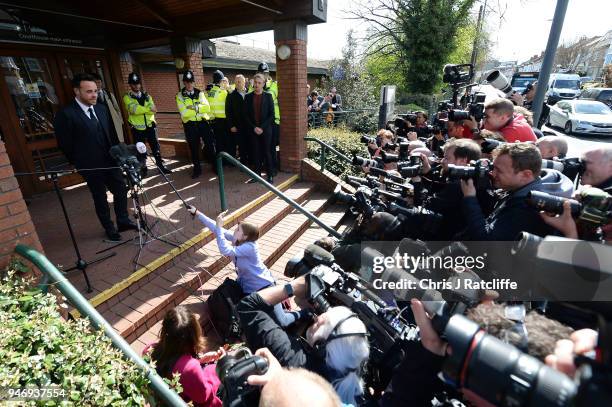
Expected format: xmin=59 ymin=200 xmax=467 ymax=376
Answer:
xmin=257 ymin=62 xmax=270 ymax=73
xmin=212 ymin=70 xmax=224 ymax=83
xmin=183 ymin=70 xmax=195 ymax=82
xmin=127 ymin=72 xmax=141 ymax=85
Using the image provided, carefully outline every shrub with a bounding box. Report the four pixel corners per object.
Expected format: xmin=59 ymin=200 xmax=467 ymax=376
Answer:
xmin=0 ymin=261 xmax=155 ymax=406
xmin=306 ymin=127 xmax=369 ymax=179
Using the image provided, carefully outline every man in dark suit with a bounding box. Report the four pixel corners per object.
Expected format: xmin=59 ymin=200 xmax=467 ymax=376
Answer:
xmin=244 ymin=73 xmax=275 ymax=183
xmin=55 ymin=73 xmax=136 ymax=241
xmin=226 ymin=74 xmax=249 ymax=168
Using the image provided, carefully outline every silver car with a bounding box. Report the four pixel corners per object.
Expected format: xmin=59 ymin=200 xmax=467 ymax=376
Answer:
xmin=547 ymin=100 xmax=612 ymax=136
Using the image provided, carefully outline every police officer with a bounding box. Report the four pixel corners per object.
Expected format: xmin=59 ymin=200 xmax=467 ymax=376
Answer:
xmin=249 ymin=62 xmax=279 ymax=175
xmin=123 ymin=72 xmax=171 ymax=176
xmin=207 ymin=70 xmax=232 ymax=158
xmin=176 ymin=70 xmax=216 ymax=178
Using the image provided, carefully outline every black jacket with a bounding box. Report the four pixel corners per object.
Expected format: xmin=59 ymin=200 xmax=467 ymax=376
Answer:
xmin=54 ymin=100 xmax=119 ymax=170
xmin=225 ymin=89 xmax=247 ymax=130
xmin=243 ymin=91 xmax=274 ymax=134
xmin=458 ymin=178 xmax=555 ymax=241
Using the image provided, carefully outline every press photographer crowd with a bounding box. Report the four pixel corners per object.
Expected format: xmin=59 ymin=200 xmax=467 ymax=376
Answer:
xmin=51 ymin=63 xmax=612 ymax=407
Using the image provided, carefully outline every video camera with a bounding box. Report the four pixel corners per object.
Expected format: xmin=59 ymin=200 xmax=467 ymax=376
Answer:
xmin=442 ymin=64 xmax=474 ymax=86
xmin=109 ymin=143 xmax=142 ymax=186
xmin=284 ymin=244 xmax=420 ymax=392
xmin=216 ymin=347 xmax=269 ymax=407
xmin=448 ymin=92 xmax=486 ymax=122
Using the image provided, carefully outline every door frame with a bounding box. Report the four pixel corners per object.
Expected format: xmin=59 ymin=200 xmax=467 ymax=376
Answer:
xmin=0 ymin=43 xmax=116 ymax=196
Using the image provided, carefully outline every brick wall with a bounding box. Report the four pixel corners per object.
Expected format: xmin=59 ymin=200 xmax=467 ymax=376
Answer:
xmin=276 ymin=39 xmax=308 ymax=173
xmin=0 ymin=141 xmax=43 ymax=270
xmin=141 ymin=71 xmax=183 ymax=138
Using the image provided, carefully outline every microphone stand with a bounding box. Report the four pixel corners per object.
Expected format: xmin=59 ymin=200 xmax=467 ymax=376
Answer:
xmin=14 ymin=168 xmax=121 ymax=293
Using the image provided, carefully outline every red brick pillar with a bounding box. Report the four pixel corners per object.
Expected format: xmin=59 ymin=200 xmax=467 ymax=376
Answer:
xmin=0 ymin=140 xmax=44 ymax=270
xmin=274 ymin=21 xmax=308 ymax=173
xmin=172 ymin=37 xmax=205 ymax=90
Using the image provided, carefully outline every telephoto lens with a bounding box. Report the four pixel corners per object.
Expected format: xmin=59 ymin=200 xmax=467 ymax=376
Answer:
xmin=526 ymin=191 xmax=582 ymax=216
xmin=333 ymin=184 xmax=356 ymax=205
xmin=399 ymin=165 xmax=421 ymax=178
xmin=486 ymin=70 xmax=514 ymax=97
xmin=446 ymin=164 xmax=476 ymax=180
xmin=381 ymin=150 xmax=400 ymax=163
xmin=352 ymin=155 xmax=380 ymax=168
xmin=441 ymin=314 xmax=577 ymax=407
xmin=448 ymin=109 xmax=470 ymax=122
xmin=360 ymin=134 xmax=377 ymax=145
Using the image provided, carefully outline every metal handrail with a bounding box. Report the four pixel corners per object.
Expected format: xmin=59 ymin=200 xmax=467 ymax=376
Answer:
xmin=304 ymin=136 xmax=352 ymax=172
xmin=215 ymin=152 xmax=341 ymax=239
xmin=14 ymin=244 xmax=188 ymax=407
xmin=307 ymin=108 xmax=377 ymax=129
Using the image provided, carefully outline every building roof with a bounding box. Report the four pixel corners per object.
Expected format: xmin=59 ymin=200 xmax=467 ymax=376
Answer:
xmin=207 ymin=40 xmax=329 ymax=74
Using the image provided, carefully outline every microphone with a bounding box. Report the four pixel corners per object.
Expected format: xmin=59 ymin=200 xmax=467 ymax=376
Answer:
xmin=136 ymin=142 xmax=147 ymax=155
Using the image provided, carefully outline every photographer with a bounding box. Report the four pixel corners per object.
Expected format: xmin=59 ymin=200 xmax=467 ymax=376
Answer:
xmin=247 ymin=348 xmax=342 ymax=407
xmin=418 ymin=139 xmax=490 ymax=239
xmin=458 ymin=143 xmax=558 ymax=240
xmin=468 ymin=98 xmax=536 ymax=143
xmin=581 ymin=147 xmax=612 ymax=192
xmin=237 ymin=275 xmax=370 ymax=406
xmin=536 ymin=135 xmax=568 ymax=159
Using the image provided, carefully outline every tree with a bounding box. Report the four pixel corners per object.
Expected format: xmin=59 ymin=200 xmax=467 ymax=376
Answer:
xmin=321 ymin=30 xmax=378 ymax=110
xmin=348 ymin=0 xmax=476 ymax=94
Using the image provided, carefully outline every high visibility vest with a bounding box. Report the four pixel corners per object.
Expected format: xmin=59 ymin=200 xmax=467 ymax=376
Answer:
xmin=176 ymin=88 xmax=211 ymax=123
xmin=123 ymin=92 xmax=156 ymax=131
xmin=206 ymin=85 xmax=227 ymax=119
xmin=249 ymin=79 xmax=280 ymax=124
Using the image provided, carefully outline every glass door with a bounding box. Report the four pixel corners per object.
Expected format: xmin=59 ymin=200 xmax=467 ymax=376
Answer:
xmin=0 ymin=55 xmax=81 ymax=189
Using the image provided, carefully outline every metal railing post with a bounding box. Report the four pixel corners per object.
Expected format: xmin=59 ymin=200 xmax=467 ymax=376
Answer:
xmin=216 ymin=152 xmax=341 ymax=238
xmin=14 ymin=244 xmax=188 ymax=407
xmin=217 ymin=156 xmax=227 ymax=211
xmin=320 ymin=146 xmax=326 ymax=171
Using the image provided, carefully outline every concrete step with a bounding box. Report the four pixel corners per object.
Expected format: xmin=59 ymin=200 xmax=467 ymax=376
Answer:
xmin=98 ymin=181 xmax=319 ymax=343
xmin=130 ymin=194 xmax=343 ymax=354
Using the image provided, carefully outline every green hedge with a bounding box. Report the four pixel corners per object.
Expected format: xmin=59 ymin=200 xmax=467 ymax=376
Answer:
xmin=306 ymin=127 xmax=370 ymax=179
xmin=0 ymin=261 xmax=154 ymax=406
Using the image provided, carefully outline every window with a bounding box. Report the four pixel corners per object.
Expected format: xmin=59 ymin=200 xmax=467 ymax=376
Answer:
xmin=574 ymin=102 xmax=612 ymax=115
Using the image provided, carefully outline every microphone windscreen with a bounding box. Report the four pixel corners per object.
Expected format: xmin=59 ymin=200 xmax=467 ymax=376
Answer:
xmin=303 ymin=244 xmax=335 ymax=266
xmin=109 ymin=144 xmax=125 ymax=160
xmin=136 ymin=142 xmax=147 ymax=154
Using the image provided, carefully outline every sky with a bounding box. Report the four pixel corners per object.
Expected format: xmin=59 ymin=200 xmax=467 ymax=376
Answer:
xmin=218 ymin=0 xmax=611 ymax=64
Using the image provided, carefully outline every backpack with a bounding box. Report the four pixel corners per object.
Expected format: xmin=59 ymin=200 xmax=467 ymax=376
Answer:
xmin=206 ymin=278 xmax=245 ymax=343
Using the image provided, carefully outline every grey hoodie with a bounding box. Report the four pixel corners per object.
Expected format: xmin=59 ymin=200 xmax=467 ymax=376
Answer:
xmin=537 ymin=169 xmax=575 ymax=198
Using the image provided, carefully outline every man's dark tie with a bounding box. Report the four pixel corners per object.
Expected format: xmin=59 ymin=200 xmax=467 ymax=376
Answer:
xmin=88 ymin=107 xmax=98 ymax=123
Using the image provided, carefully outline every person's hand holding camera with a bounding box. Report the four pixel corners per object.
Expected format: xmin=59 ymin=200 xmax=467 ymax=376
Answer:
xmin=539 ymin=200 xmax=578 ymax=239
xmin=460 ymin=178 xmax=477 ymax=197
xmin=187 ymin=205 xmax=199 ymax=216
xmin=545 ymin=329 xmax=598 ymax=378
xmin=216 ymin=210 xmax=228 ymax=229
xmin=510 ymin=92 xmax=525 ymax=106
xmin=246 ymin=348 xmax=283 ymax=386
xmin=467 ymin=115 xmax=479 ymax=131
xmin=420 ymin=153 xmax=432 ymax=175
xmin=411 ymin=299 xmax=448 ymax=356
xmin=199 ymin=346 xmax=227 ymax=364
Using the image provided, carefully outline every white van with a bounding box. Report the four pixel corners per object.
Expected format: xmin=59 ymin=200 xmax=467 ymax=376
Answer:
xmin=546 ymin=73 xmax=581 ymax=105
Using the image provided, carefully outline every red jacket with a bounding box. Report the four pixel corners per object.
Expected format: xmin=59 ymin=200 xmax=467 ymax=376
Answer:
xmin=494 ymin=114 xmax=537 ymax=143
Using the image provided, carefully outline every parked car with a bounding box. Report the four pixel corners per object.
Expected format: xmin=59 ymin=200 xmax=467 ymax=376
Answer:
xmin=546 ymin=73 xmax=581 ymax=105
xmin=511 ymin=72 xmax=539 ymax=95
xmin=547 ymin=100 xmax=612 ymax=136
xmin=578 ymin=87 xmax=612 ymax=109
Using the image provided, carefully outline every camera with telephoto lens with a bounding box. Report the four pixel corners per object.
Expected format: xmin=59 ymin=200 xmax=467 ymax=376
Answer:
xmin=109 ymin=143 xmax=142 ymax=186
xmin=368 ymin=167 xmax=405 ymax=184
xmin=387 ymin=202 xmax=444 ymax=238
xmin=353 ymin=155 xmax=382 ymax=168
xmin=446 ymin=159 xmax=492 ymax=185
xmin=448 ymin=92 xmax=486 ymax=122
xmin=541 ymin=157 xmax=585 ymax=175
xmin=526 ymin=191 xmax=582 ymax=217
xmin=334 ymin=184 xmax=384 ymax=218
xmin=285 ymin=245 xmax=420 ymax=392
xmin=361 ymin=134 xmax=378 ymax=146
xmin=397 ymin=153 xmax=423 ymax=178
xmin=216 ymin=347 xmax=269 ymax=407
xmin=486 ymin=70 xmax=515 ymax=97
xmin=345 ymin=175 xmax=381 ymax=189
